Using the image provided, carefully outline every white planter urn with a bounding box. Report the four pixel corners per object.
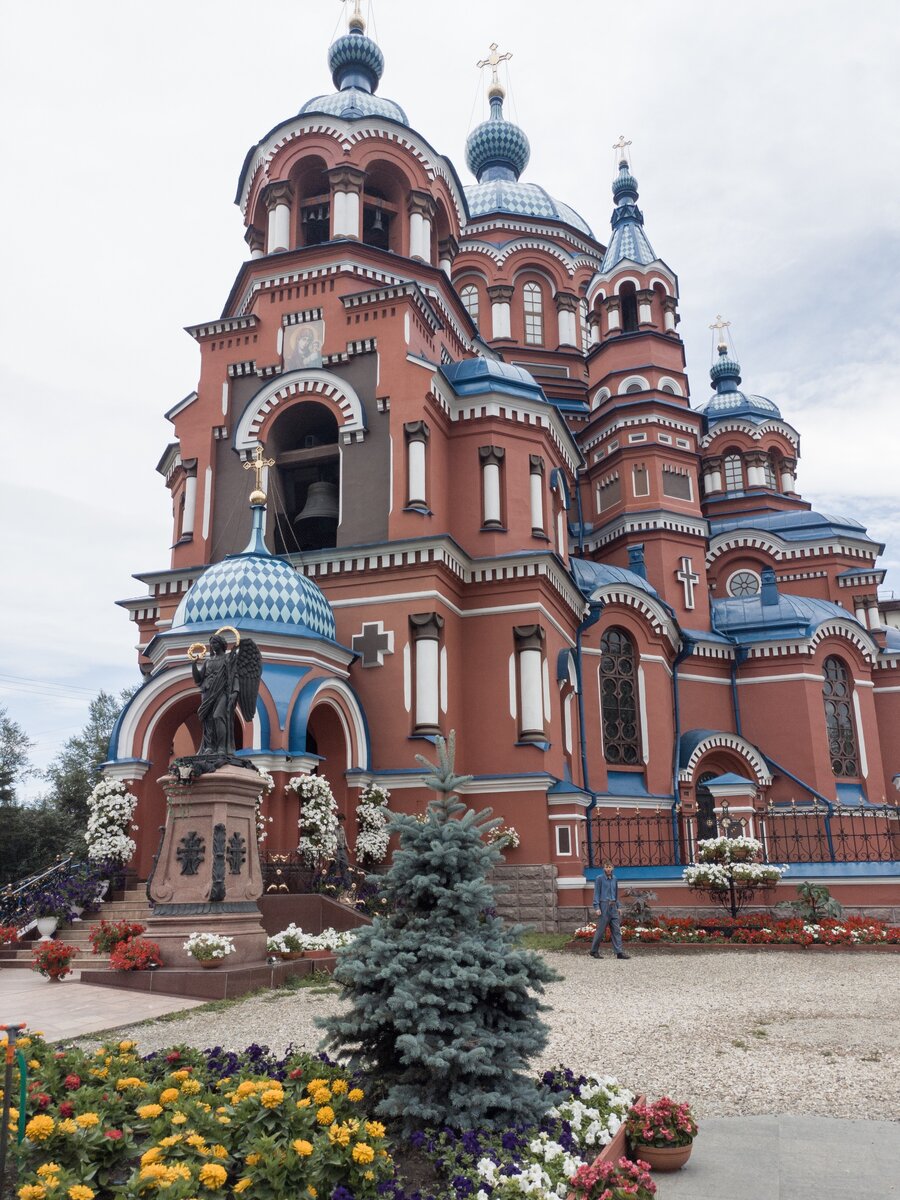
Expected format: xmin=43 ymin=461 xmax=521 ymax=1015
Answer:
xmin=36 ymin=916 xmax=59 ymax=941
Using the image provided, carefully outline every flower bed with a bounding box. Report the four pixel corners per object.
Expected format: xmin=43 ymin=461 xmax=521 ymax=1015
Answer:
xmin=266 ymin=925 xmax=357 ymax=956
xmin=90 ymin=921 xmax=147 ymax=956
xmin=571 ymin=914 xmax=900 ymax=947
xmin=4 ymin=1035 xmax=649 ymax=1200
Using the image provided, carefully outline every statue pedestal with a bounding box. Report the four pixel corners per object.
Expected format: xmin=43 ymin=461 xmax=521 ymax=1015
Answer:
xmin=146 ymin=765 xmax=268 ymax=967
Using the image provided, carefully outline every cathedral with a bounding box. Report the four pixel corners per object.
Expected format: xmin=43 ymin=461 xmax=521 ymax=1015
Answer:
xmin=105 ymin=6 xmax=899 ymax=920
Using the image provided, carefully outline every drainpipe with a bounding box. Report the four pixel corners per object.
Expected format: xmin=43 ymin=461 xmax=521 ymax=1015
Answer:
xmin=670 ymin=635 xmax=696 ymax=864
xmin=573 ymin=468 xmax=587 ymax=555
xmin=575 ymin=599 xmax=604 ymax=868
xmin=729 ymin=645 xmax=750 ymax=736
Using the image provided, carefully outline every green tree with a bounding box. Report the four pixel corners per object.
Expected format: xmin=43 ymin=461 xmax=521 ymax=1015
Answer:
xmin=43 ymin=687 xmax=135 ymax=832
xmin=321 ymin=732 xmax=559 ymax=1134
xmin=0 ymin=705 xmax=34 ymax=804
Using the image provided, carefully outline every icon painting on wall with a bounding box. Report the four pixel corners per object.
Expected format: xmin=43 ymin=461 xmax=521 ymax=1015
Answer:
xmin=283 ymin=320 xmax=324 ymax=370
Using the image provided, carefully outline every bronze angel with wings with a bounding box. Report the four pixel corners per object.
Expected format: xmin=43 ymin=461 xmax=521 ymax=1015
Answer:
xmin=191 ymin=629 xmax=262 ymax=758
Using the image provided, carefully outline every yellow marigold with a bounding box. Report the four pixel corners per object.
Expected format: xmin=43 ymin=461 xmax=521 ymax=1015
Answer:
xmin=26 ymin=1116 xmax=55 ymax=1141
xmin=210 ymin=1145 xmax=228 ymax=1160
xmin=292 ymin=1139 xmax=313 ymax=1157
xmin=352 ymin=1143 xmax=375 ymax=1165
xmin=200 ymin=1103 xmax=212 ymax=1113
xmin=307 ymin=1189 xmax=317 ymax=1198
xmin=139 ymin=1164 xmax=168 ymax=1182
xmin=331 ymin=1079 xmax=348 ymax=1095
xmin=137 ymin=1103 xmax=163 ymax=1120
xmin=28 ymin=1060 xmax=41 ymax=1070
xmin=198 ymin=1162 xmax=228 ymax=1190
xmin=347 ymin=1089 xmax=364 ymax=1103
xmin=217 ymin=1116 xmax=231 ymax=1126
xmin=165 ymin=1164 xmax=192 ymax=1182
xmin=116 ymin=1077 xmax=145 ymax=1091
xmin=305 ymin=1078 xmax=328 ymax=1094
xmin=181 ymin=1078 xmax=202 ymax=1096
xmin=57 ymin=1120 xmax=76 ymax=1135
xmin=365 ymin=1121 xmax=386 ymax=1139
xmin=170 ymin=1069 xmax=190 ymax=1081
xmin=140 ymin=1147 xmax=165 ymax=1166
xmin=88 ymin=1068 xmax=108 ymax=1080
xmin=234 ymin=1182 xmax=252 ymax=1194
xmin=234 ymin=1081 xmax=257 ymax=1099
xmin=172 ymin=1113 xmax=188 ymax=1125
xmin=160 ymin=1134 xmax=182 ymax=1147
xmin=244 ymin=1154 xmax=261 ymax=1167
xmin=364 ymin=1171 xmax=375 ymax=1182
xmin=328 ymin=1123 xmax=351 ymax=1147
xmin=67 ymin=1189 xmax=94 ymax=1200
xmin=259 ymin=1089 xmax=283 ymax=1109
xmin=186 ymin=1134 xmax=207 ymax=1148
xmin=118 ymin=1040 xmax=135 ymax=1052
xmin=296 ymin=1098 xmax=312 ymax=1109
xmin=160 ymin=1088 xmax=180 ymax=1104
xmin=16 ymin=1037 xmax=32 ymax=1048
xmin=312 ymin=1087 xmax=331 ymax=1105
xmin=315 ymin=1106 xmax=334 ymax=1126
xmin=36 ymin=1166 xmax=61 ymax=1179
xmin=18 ymin=1187 xmax=46 ymax=1200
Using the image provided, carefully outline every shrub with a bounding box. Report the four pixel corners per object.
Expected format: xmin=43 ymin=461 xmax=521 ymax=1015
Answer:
xmin=626 ymin=1097 xmax=698 ymax=1148
xmin=32 ymin=941 xmax=78 ymax=980
xmin=89 ymin=919 xmax=146 ymax=955
xmin=109 ymin=937 xmax=162 ymax=971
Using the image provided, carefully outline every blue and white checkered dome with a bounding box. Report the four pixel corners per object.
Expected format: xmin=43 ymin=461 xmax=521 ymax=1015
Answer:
xmin=171 ymin=549 xmax=336 ymax=642
xmin=299 ymin=24 xmax=408 ymax=126
xmin=697 ymin=348 xmax=782 ymax=422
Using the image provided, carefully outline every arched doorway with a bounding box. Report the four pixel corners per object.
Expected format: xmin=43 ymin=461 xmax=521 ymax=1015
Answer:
xmin=696 ymin=772 xmax=717 ymax=841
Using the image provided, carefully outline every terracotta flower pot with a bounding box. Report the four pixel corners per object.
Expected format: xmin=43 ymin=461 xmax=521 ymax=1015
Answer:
xmin=632 ymin=1142 xmax=693 ymax=1172
xmin=197 ymin=958 xmax=224 ymax=969
xmin=304 ymin=949 xmax=332 ymax=959
xmin=279 ymin=951 xmax=304 ymax=961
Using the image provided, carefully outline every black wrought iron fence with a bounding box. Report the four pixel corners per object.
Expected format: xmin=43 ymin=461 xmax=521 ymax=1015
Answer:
xmin=763 ymin=804 xmax=900 ymax=864
xmin=585 ymin=808 xmax=678 ymax=867
xmin=260 ymin=851 xmax=319 ymax=894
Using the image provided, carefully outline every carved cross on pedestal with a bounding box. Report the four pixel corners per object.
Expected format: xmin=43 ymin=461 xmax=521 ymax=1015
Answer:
xmin=352 ymin=621 xmax=394 ymax=667
xmin=176 ymin=831 xmax=205 ymax=876
xmin=676 ymin=556 xmax=700 ymax=611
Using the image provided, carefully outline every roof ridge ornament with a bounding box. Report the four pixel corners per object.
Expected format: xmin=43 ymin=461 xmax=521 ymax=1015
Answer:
xmin=477 ymin=41 xmax=513 ymax=101
xmin=343 ymin=0 xmax=365 ymax=33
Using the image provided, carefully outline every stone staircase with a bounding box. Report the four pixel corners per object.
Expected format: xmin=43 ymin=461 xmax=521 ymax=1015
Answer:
xmin=1 ymin=889 xmax=154 ymax=972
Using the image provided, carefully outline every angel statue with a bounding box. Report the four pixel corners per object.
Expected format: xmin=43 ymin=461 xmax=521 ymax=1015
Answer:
xmin=189 ymin=628 xmax=262 ymax=762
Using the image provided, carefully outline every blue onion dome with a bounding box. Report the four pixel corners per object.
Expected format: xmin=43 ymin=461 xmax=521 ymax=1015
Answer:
xmin=698 ymin=345 xmax=782 ymax=422
xmin=466 ymin=94 xmax=530 ymax=182
xmin=299 ymin=18 xmax=408 ymax=126
xmin=612 ymin=162 xmax=639 ymax=204
xmin=600 ymin=148 xmax=656 ymax=272
xmin=171 ymin=507 xmax=336 ymax=642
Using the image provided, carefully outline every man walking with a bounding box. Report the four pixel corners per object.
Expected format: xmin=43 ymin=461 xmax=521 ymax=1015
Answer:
xmin=590 ymin=859 xmax=630 ymax=960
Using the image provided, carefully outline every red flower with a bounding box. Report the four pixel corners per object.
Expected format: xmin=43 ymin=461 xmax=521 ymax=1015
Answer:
xmin=289 ymin=1067 xmax=304 ymax=1080
xmin=36 ymin=1093 xmax=51 ymax=1110
xmin=165 ymin=1051 xmax=181 ymax=1063
xmin=105 ymin=1129 xmax=123 ymax=1140
xmin=64 ymin=1073 xmax=81 ymax=1091
xmin=59 ymin=1102 xmax=74 ymax=1119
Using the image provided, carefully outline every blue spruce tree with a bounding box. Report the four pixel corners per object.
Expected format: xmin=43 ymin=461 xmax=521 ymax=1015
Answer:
xmin=320 ymin=732 xmax=560 ymax=1133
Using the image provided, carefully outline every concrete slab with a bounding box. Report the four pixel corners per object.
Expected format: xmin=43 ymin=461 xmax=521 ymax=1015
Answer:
xmin=0 ymin=970 xmax=204 ymax=1043
xmin=655 ymin=1116 xmax=900 ymax=1200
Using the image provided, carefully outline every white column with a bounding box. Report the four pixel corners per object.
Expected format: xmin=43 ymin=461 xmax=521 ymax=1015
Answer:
xmin=439 ymin=252 xmax=452 ymax=274
xmin=420 ymin=216 xmax=433 ymax=264
xmin=332 ymin=191 xmax=347 ymax=235
xmin=854 ymin=602 xmax=868 ymax=627
xmin=182 ymin=473 xmax=197 ymax=537
xmin=867 ymin=599 xmax=881 ymax=628
xmin=780 ymin=468 xmax=795 ymax=492
xmin=480 ymin=446 xmax=504 ymax=527
xmin=515 ymin=625 xmax=546 ymax=740
xmin=491 ymin=300 xmax=511 ymax=338
xmin=664 ymin=308 xmax=676 ymax=332
xmin=529 ymin=456 xmax=545 ymax=535
xmin=405 ymin=421 xmax=429 ymax=507
xmin=410 ymin=613 xmax=443 ymax=733
xmin=409 ymin=211 xmax=424 ymax=260
xmin=345 ymin=191 xmax=360 ymax=238
xmin=638 ymin=299 xmax=653 ymax=324
xmin=607 ymin=304 xmax=621 ymax=331
xmin=747 ymin=461 xmax=765 ymax=487
xmin=556 ymin=509 xmax=566 ymax=558
xmin=590 ymin=317 xmax=601 ymax=345
xmin=557 ymin=309 xmax=569 ymax=346
xmin=269 ymin=201 xmax=291 ymax=253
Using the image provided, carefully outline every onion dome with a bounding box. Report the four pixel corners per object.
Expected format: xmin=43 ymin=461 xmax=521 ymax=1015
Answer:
xmin=171 ymin=506 xmax=336 ymax=642
xmin=698 ymin=343 xmax=782 ymax=423
xmin=600 ymin=148 xmax=656 ymax=272
xmin=299 ymin=14 xmax=408 ymax=126
xmin=466 ymin=93 xmax=530 ymax=182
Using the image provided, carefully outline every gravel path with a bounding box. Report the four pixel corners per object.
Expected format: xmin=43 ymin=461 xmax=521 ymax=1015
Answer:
xmin=75 ymin=950 xmax=900 ymax=1120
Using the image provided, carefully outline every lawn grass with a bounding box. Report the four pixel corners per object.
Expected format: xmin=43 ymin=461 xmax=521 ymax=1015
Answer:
xmin=521 ymin=931 xmax=571 ymax=952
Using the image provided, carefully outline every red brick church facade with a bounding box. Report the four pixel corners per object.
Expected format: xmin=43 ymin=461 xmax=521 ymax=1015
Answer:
xmin=106 ymin=10 xmax=900 ymax=918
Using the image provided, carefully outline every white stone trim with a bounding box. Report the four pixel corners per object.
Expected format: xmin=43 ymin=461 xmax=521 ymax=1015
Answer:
xmin=679 ymin=732 xmax=773 ymax=786
xmin=233 ymin=369 xmax=366 ymax=450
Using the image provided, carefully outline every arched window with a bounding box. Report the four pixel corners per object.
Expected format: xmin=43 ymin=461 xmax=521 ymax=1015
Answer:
xmin=460 ymin=285 xmax=479 ymax=326
xmin=763 ymin=455 xmax=777 ymax=489
xmin=580 ymin=298 xmax=590 ymax=349
xmin=822 ymin=657 xmax=859 ymax=777
xmin=599 ymin=628 xmax=641 ymax=764
xmin=723 ymin=453 xmax=744 ymax=492
xmin=619 ymin=282 xmax=638 ymax=333
xmin=523 ymin=282 xmax=543 ymax=345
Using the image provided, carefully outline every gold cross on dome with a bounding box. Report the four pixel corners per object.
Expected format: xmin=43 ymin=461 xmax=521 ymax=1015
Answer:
xmin=612 ymin=134 xmax=632 ymax=163
xmin=477 ymin=42 xmax=512 ymax=88
xmin=243 ymin=443 xmax=275 ymax=496
xmin=709 ymin=313 xmax=731 ymax=349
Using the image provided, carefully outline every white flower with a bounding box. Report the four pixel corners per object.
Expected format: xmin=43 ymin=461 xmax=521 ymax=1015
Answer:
xmin=289 ymin=774 xmax=340 ymax=864
xmin=355 ymin=783 xmax=391 ymax=864
xmin=84 ymin=778 xmax=139 ymax=864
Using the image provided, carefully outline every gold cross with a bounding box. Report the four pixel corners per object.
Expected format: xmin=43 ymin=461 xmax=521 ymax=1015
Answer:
xmin=709 ymin=313 xmax=731 ymax=349
xmin=243 ymin=443 xmax=275 ymax=495
xmin=477 ymin=42 xmax=512 ymax=88
xmin=612 ymin=135 xmax=632 ymax=163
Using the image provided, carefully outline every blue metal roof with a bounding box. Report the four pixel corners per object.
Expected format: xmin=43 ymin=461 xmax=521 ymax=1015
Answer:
xmin=599 ymin=161 xmax=657 ymax=272
xmin=465 ymin=180 xmax=592 ymax=235
xmin=440 ymin=357 xmax=547 ymax=403
xmin=299 ymin=88 xmax=408 ymax=124
xmin=679 ymin=729 xmax=727 ymax=769
xmin=697 ymin=388 xmax=782 ymax=423
xmin=570 ymin=557 xmax=660 ymax=600
xmin=708 ymin=509 xmax=872 ymax=543
xmin=702 ymin=772 xmax=755 ymax=788
xmin=711 ymin=591 xmax=862 ymax=643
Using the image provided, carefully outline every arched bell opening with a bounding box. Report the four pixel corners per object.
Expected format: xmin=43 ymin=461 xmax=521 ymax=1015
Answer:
xmin=267 ymin=401 xmax=340 ymax=553
xmin=361 ymin=160 xmax=406 ymax=254
xmin=291 ymin=155 xmax=331 ymax=248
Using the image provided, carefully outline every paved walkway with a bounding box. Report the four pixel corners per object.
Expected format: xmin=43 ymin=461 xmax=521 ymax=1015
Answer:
xmin=655 ymin=1116 xmax=899 ymax=1200
xmin=0 ymin=971 xmax=203 ymax=1042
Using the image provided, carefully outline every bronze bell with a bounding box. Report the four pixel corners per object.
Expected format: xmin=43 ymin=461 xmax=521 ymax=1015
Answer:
xmin=293 ymin=479 xmax=339 ymax=548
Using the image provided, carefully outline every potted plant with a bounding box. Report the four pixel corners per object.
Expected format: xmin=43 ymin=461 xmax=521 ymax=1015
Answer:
xmin=110 ymin=937 xmax=163 ymax=971
xmin=625 ymin=1097 xmax=698 ymax=1171
xmin=32 ymin=940 xmax=78 ymax=982
xmin=267 ymin=923 xmax=306 ymax=960
xmin=183 ymin=931 xmax=236 ymax=968
xmin=31 ymin=888 xmax=74 ymax=940
xmin=569 ymin=1156 xmax=657 ymax=1199
xmin=89 ymin=918 xmax=147 ymax=955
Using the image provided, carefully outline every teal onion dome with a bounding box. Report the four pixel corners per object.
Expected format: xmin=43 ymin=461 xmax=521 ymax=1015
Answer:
xmin=710 ymin=349 xmax=743 ymax=390
xmin=698 ymin=346 xmax=782 ymax=422
xmin=612 ymin=163 xmax=639 ymax=203
xmin=328 ymin=28 xmax=384 ymax=93
xmin=465 ymin=94 xmax=530 ymax=182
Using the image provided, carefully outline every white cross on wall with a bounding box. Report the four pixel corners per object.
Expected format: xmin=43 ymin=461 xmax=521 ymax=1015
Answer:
xmin=676 ymin=556 xmax=700 ymax=610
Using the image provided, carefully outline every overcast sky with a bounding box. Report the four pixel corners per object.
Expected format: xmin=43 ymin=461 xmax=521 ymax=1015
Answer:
xmin=2 ymin=0 xmax=899 ymax=793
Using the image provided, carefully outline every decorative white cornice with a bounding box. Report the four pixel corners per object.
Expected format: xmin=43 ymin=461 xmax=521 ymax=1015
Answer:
xmin=679 ymin=732 xmax=773 ymax=786
xmin=582 ymin=512 xmax=708 ymax=553
xmin=699 ymin=418 xmax=800 ymax=451
xmin=342 ymin=282 xmax=443 ymax=333
xmin=706 ymin=530 xmax=879 ymax=567
xmin=233 ymin=368 xmax=367 ymax=450
xmin=185 ymin=315 xmax=259 ymax=341
xmin=461 ymin=218 xmax=602 ymax=260
xmin=582 ymin=410 xmax=701 ymax=456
